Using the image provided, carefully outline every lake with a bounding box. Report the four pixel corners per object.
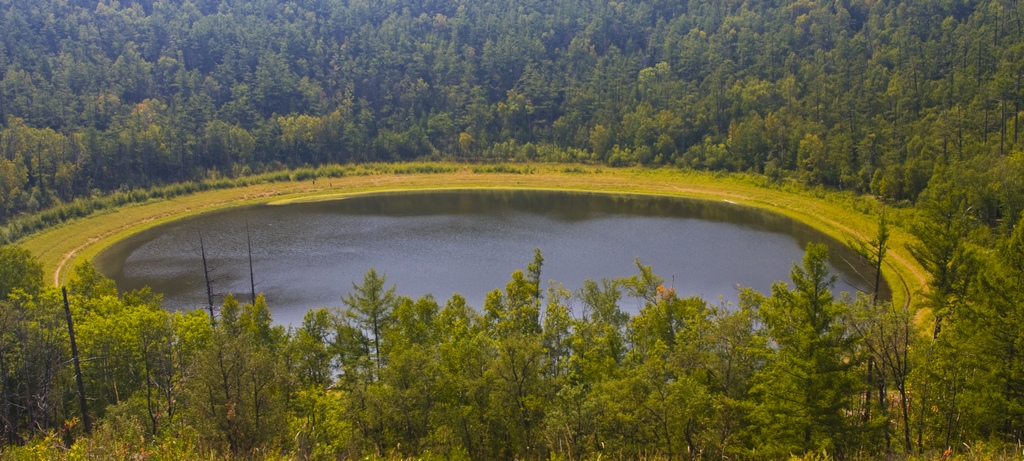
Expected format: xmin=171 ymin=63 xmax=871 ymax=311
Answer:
xmin=94 ymin=189 xmax=887 ymax=326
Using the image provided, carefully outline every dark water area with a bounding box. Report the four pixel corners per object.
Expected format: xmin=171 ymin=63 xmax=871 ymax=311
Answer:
xmin=94 ymin=190 xmax=888 ymax=326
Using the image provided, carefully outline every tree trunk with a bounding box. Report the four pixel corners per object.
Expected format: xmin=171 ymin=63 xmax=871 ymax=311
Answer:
xmin=62 ymin=287 xmax=91 ymax=434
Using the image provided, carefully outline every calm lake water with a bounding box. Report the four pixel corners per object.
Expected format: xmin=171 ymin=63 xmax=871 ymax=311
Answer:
xmin=94 ymin=190 xmax=887 ymax=326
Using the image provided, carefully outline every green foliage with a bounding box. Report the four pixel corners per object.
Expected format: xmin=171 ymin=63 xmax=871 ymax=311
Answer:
xmin=185 ymin=295 xmax=288 ymax=455
xmin=290 ymin=387 xmax=353 ymax=460
xmin=918 ymin=213 xmax=1024 ymax=449
xmin=0 ymin=287 xmax=72 ymax=446
xmin=751 ymin=244 xmax=859 ymax=456
xmin=293 ymin=308 xmax=336 ymax=388
xmin=1 ymin=0 xmax=1024 ymax=240
xmin=341 ymin=268 xmax=398 ymax=373
xmin=0 ymin=245 xmax=42 ymax=299
xmin=484 ymin=250 xmax=544 ymax=337
xmin=8 ymin=216 xmax=1024 ymax=460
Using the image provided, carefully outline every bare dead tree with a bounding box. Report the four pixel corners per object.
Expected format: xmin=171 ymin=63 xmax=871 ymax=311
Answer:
xmin=199 ymin=230 xmax=216 ymax=325
xmin=62 ymin=287 xmax=91 ymax=434
xmin=247 ymin=220 xmax=256 ymax=305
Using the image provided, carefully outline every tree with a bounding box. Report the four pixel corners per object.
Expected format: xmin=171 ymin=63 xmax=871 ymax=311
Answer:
xmin=293 ymin=308 xmax=336 ymax=388
xmin=0 ymin=288 xmax=72 ymax=445
xmin=570 ymin=278 xmax=628 ymax=384
xmin=0 ymin=157 xmax=28 ymax=221
xmin=613 ymin=281 xmax=717 ymax=457
xmin=434 ymin=293 xmax=494 ymax=458
xmin=484 ymin=250 xmax=544 ymax=337
xmin=377 ymin=295 xmax=444 ymax=455
xmin=542 ymin=285 xmax=573 ymax=379
xmin=751 ymin=243 xmax=859 ymax=456
xmin=909 ymin=175 xmax=979 ymax=339
xmin=848 ymin=296 xmax=916 ymax=454
xmin=0 ymin=245 xmax=42 ymax=299
xmin=342 ymin=268 xmax=398 ymax=373
xmin=850 ymin=207 xmax=891 ymax=305
xmin=488 ymin=331 xmax=545 ymax=458
xmin=186 ymin=295 xmax=287 ymax=455
xmin=707 ymin=288 xmax=770 ymax=457
xmin=936 ymin=214 xmax=1024 ymax=445
xmin=201 ymin=120 xmax=254 ymax=170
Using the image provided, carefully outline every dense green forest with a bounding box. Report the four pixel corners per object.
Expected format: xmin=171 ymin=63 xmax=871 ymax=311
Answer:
xmin=0 ymin=0 xmax=1023 ymax=225
xmin=2 ymin=228 xmax=1024 ymax=459
xmin=4 ymin=0 xmax=1024 ymax=458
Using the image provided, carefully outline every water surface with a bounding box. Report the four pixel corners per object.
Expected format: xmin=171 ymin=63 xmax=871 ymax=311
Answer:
xmin=94 ymin=190 xmax=887 ymax=325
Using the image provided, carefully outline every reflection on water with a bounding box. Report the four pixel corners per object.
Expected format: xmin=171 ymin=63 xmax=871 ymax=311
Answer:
xmin=94 ymin=190 xmax=888 ymax=326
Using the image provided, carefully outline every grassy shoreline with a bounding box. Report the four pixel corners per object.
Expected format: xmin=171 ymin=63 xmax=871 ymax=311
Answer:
xmin=20 ymin=164 xmax=924 ymax=309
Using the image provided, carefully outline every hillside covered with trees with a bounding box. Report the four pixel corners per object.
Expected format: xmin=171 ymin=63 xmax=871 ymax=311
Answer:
xmin=0 ymin=0 xmax=1022 ymax=225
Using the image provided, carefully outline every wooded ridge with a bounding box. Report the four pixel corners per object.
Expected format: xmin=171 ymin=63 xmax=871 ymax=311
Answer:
xmin=0 ymin=0 xmax=1022 ymax=229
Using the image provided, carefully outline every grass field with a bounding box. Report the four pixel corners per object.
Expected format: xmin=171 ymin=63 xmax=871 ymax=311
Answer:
xmin=18 ymin=164 xmax=925 ymax=309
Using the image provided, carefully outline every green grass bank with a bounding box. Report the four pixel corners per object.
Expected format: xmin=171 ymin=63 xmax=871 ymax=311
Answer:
xmin=18 ymin=163 xmax=924 ymax=309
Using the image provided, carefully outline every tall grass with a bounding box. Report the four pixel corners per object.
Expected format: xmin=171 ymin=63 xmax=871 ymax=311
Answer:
xmin=1 ymin=163 xmax=472 ymax=244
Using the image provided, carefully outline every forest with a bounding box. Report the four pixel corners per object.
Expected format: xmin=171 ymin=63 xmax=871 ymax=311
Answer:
xmin=3 ymin=0 xmax=1024 ymax=458
xmin=0 ymin=0 xmax=1022 ymax=227
xmin=0 ymin=234 xmax=985 ymax=460
xmin=2 ymin=218 xmax=1024 ymax=459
